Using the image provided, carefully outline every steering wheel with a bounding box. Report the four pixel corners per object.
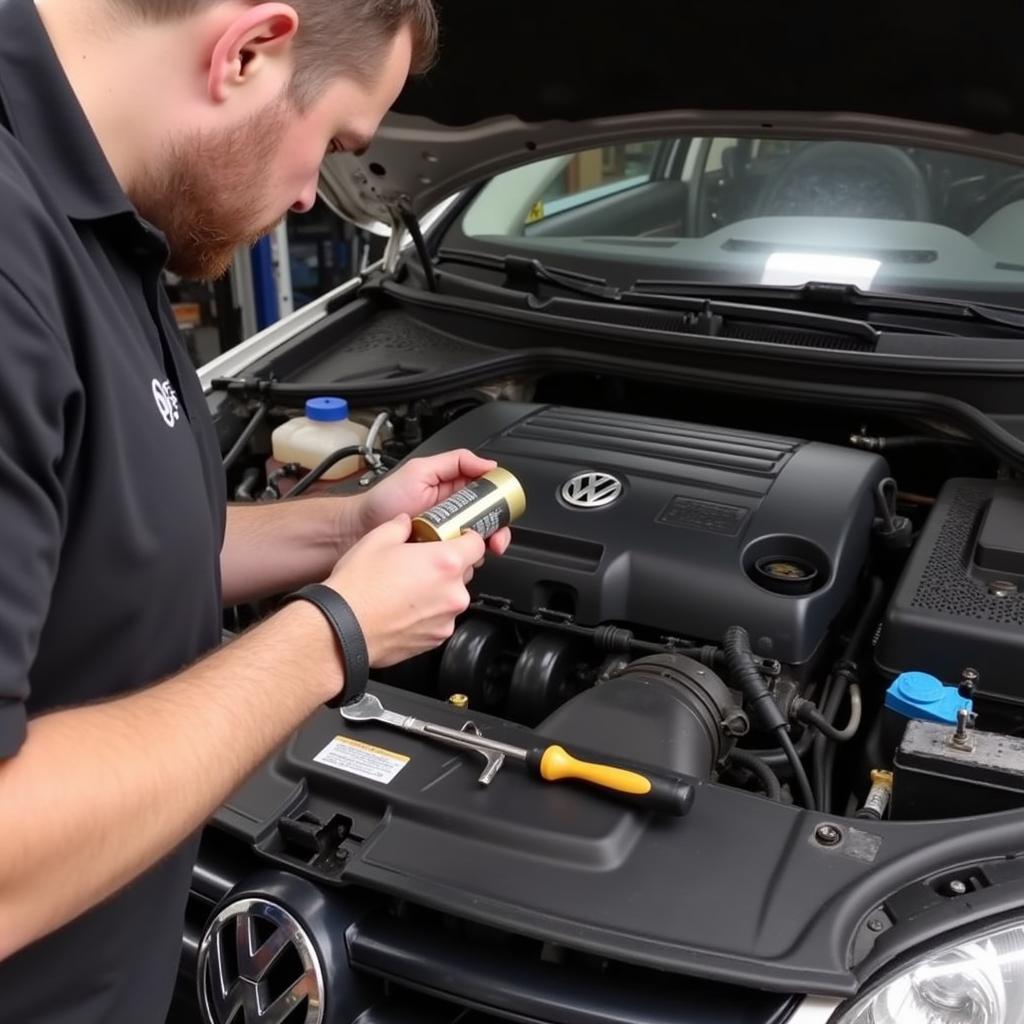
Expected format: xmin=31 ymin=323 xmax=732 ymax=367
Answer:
xmin=756 ymin=141 xmax=931 ymax=221
xmin=967 ymin=172 xmax=1024 ymax=231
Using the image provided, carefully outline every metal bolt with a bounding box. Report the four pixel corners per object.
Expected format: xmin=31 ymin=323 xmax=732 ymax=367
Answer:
xmin=867 ymin=918 xmax=885 ymax=933
xmin=956 ymin=708 xmax=971 ymax=738
xmin=952 ymin=708 xmax=978 ymax=749
xmin=989 ymin=580 xmax=1018 ymax=598
xmin=959 ymin=668 xmax=979 ymax=700
xmin=448 ymin=693 xmax=469 ymax=710
xmin=815 ymin=824 xmax=842 ymax=847
xmin=948 ymin=880 xmax=968 ymax=896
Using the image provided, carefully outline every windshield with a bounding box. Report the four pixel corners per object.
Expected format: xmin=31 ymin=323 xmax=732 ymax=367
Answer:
xmin=453 ymin=136 xmax=1024 ymax=308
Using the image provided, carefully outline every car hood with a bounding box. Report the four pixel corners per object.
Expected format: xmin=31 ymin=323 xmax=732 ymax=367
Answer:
xmin=319 ymin=0 xmax=1024 ymax=228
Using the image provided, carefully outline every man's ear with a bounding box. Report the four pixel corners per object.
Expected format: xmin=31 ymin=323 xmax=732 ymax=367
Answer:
xmin=207 ymin=3 xmax=299 ymax=104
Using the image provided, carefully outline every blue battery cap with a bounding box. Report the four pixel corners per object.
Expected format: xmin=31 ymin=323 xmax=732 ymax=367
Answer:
xmin=885 ymin=671 xmax=973 ymax=725
xmin=305 ymin=397 xmax=349 ymax=422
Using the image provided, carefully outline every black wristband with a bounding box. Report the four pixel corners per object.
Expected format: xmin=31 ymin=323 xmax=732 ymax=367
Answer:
xmin=283 ymin=584 xmax=369 ymax=709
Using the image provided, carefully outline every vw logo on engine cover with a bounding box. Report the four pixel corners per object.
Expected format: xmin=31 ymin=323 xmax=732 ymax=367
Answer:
xmin=197 ymin=896 xmax=324 ymax=1024
xmin=560 ymin=471 xmax=623 ymax=509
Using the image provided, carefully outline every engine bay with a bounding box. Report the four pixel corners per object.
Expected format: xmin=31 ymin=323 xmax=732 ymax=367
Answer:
xmin=224 ymin=379 xmax=1024 ymax=823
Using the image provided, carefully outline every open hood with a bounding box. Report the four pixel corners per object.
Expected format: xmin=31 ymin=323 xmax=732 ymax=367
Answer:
xmin=320 ymin=0 xmax=1024 ymax=227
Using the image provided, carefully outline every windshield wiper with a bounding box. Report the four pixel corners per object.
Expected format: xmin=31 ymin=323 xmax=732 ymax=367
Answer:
xmin=628 ymin=279 xmax=1024 ymax=332
xmin=435 ymin=253 xmax=1024 ymax=333
xmin=436 ymin=248 xmax=621 ymax=301
xmin=435 ymin=249 xmax=879 ymax=344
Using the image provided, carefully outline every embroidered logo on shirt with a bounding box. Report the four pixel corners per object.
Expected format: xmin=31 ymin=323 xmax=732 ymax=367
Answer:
xmin=152 ymin=379 xmax=181 ymax=428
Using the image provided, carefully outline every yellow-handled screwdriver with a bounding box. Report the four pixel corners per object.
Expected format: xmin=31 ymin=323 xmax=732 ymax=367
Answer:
xmin=340 ymin=692 xmax=694 ymax=817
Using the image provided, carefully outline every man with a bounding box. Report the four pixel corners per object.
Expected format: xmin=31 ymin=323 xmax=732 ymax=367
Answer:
xmin=0 ymin=0 xmax=510 ymax=1020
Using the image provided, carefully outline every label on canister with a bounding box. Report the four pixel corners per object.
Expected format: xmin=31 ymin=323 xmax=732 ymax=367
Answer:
xmin=411 ymin=467 xmax=525 ymax=542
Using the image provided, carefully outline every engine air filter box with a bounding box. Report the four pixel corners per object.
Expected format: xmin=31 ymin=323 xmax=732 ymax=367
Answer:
xmin=876 ymin=479 xmax=1024 ymax=707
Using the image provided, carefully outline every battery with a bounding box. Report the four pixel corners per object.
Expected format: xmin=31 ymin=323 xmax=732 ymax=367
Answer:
xmin=411 ymin=467 xmax=526 ymax=542
xmin=893 ymin=718 xmax=1024 ymax=819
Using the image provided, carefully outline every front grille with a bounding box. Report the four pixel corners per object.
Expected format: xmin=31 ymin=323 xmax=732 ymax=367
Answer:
xmin=348 ymin=903 xmax=796 ymax=1024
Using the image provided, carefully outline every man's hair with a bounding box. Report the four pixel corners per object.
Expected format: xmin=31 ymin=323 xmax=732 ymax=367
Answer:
xmin=111 ymin=0 xmax=437 ymax=107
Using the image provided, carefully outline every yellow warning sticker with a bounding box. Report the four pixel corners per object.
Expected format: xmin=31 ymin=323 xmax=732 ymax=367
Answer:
xmin=314 ymin=735 xmax=410 ymax=784
xmin=526 ymin=200 xmax=545 ymax=224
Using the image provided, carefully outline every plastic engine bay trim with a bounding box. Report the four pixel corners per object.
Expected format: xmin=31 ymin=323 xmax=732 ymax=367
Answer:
xmin=213 ymin=684 xmax=1024 ymax=998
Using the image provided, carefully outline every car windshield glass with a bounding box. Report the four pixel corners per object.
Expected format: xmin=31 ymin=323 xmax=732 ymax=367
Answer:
xmin=454 ymin=136 xmax=1024 ymax=311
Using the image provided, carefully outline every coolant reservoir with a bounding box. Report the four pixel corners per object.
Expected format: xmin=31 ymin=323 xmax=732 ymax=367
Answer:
xmin=271 ymin=397 xmax=369 ymax=480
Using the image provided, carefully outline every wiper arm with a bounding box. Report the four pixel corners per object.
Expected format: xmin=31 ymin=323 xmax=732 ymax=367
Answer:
xmin=436 ymin=256 xmax=1024 ymax=332
xmin=436 ymin=248 xmax=621 ymax=301
xmin=437 ymin=249 xmax=878 ymax=343
xmin=629 ymin=279 xmax=1024 ymax=331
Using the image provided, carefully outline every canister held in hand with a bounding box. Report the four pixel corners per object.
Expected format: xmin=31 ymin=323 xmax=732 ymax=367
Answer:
xmin=411 ymin=467 xmax=526 ymax=542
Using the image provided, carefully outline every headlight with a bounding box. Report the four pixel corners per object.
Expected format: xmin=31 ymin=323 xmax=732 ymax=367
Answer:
xmin=833 ymin=919 xmax=1024 ymax=1024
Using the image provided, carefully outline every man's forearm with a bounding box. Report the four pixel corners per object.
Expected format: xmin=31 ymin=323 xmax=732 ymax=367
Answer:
xmin=0 ymin=602 xmax=341 ymax=961
xmin=220 ymin=497 xmax=366 ymax=605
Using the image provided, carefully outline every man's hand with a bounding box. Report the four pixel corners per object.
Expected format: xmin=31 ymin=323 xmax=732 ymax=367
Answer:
xmin=326 ymin=514 xmax=486 ymax=667
xmin=220 ymin=450 xmax=512 ymax=607
xmin=353 ymin=450 xmax=512 ymax=556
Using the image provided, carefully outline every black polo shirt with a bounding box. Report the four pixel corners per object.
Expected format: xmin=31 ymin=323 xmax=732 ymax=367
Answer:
xmin=0 ymin=0 xmax=226 ymax=1020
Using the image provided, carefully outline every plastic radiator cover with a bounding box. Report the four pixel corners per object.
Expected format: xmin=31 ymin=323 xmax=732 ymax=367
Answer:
xmin=214 ymin=684 xmax=1024 ymax=998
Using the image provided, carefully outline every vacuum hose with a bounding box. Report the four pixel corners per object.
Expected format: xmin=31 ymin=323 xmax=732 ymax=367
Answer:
xmin=723 ymin=626 xmax=786 ymax=733
xmin=723 ymin=626 xmax=814 ymax=809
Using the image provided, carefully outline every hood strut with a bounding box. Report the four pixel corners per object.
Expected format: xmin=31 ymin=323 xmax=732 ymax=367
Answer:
xmin=399 ymin=202 xmax=438 ymax=292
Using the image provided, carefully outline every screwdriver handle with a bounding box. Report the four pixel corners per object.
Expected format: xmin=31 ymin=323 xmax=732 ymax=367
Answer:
xmin=526 ymin=744 xmax=695 ymax=816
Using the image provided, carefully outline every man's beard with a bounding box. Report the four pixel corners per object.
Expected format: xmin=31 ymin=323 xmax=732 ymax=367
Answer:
xmin=130 ymin=97 xmax=292 ymax=281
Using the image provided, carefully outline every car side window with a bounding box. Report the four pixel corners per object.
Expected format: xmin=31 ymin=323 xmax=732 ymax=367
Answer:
xmin=526 ymin=142 xmax=661 ymax=225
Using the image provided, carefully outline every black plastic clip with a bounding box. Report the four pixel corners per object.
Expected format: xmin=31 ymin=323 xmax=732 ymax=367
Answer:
xmin=536 ymin=606 xmax=575 ymax=625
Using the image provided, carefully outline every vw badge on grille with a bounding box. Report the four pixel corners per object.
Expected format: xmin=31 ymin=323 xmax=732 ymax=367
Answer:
xmin=560 ymin=471 xmax=623 ymax=509
xmin=197 ymin=897 xmax=324 ymax=1024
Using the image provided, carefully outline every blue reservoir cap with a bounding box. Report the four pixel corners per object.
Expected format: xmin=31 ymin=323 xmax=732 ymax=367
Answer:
xmin=305 ymin=397 xmax=349 ymax=422
xmin=885 ymin=671 xmax=973 ymax=725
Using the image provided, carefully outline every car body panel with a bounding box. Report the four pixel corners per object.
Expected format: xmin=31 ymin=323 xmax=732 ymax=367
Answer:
xmin=320 ymin=0 xmax=1024 ymax=225
xmin=212 ymin=683 xmax=1024 ymax=998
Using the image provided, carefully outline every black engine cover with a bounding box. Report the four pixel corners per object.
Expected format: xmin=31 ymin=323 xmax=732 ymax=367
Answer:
xmin=412 ymin=403 xmax=888 ymax=666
